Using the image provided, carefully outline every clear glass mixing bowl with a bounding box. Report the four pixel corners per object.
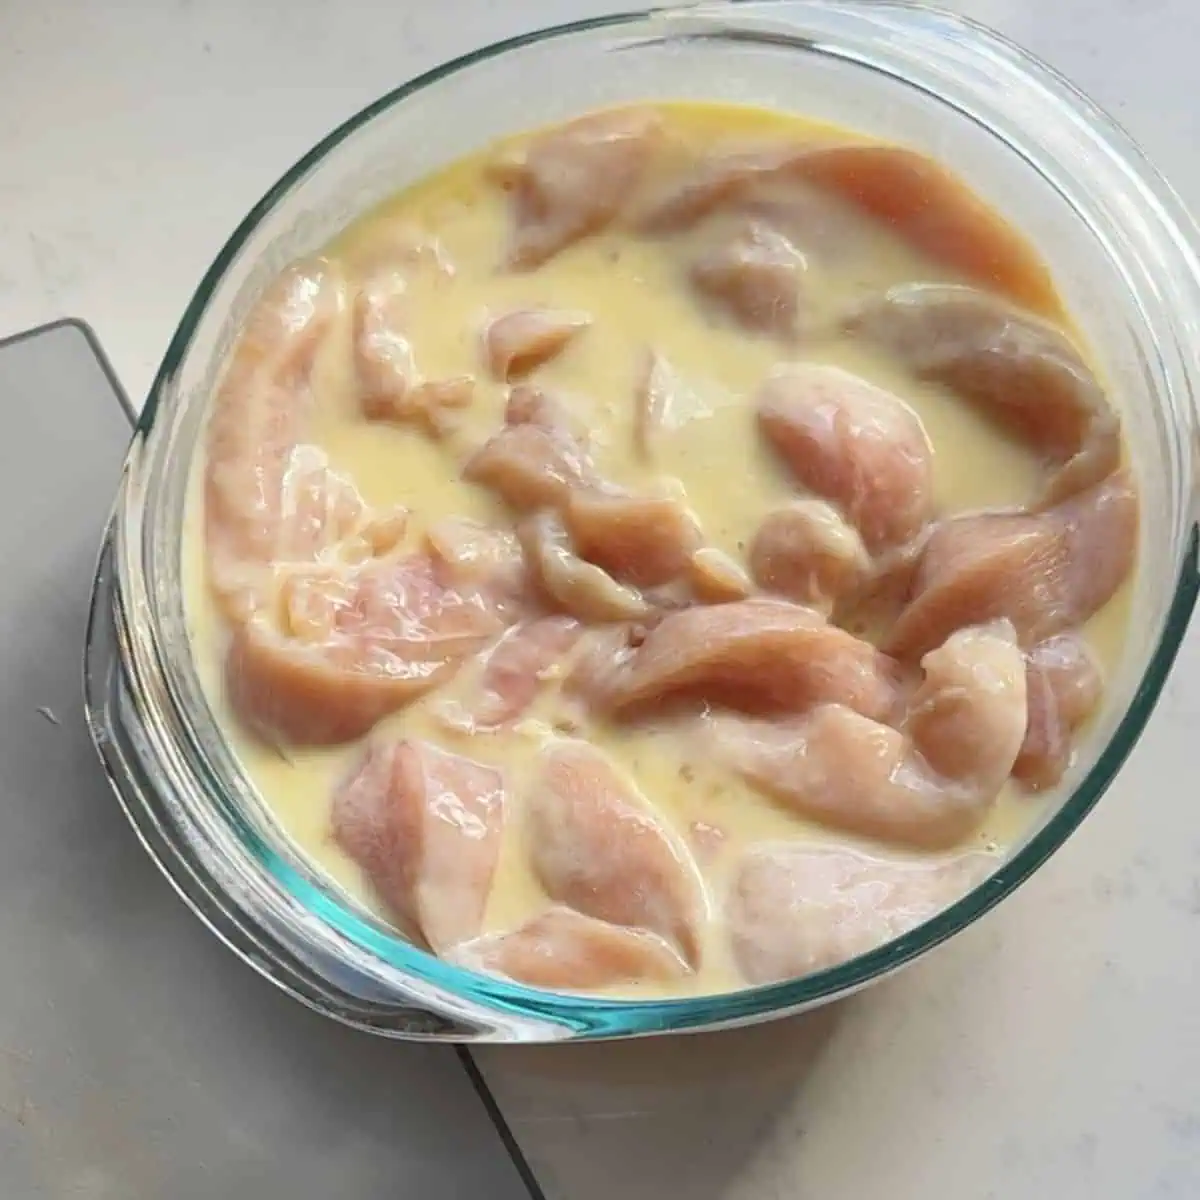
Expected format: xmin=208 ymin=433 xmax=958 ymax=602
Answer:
xmin=84 ymin=1 xmax=1200 ymax=1041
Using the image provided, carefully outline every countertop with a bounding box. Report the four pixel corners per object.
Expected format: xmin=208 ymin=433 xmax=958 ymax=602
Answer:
xmin=2 ymin=2 xmax=1198 ymax=1197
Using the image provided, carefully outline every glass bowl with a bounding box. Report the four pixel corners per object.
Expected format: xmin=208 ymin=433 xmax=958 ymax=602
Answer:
xmin=84 ymin=0 xmax=1200 ymax=1042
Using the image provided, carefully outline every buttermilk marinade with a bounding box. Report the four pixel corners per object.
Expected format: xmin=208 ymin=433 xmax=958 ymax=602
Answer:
xmin=184 ymin=103 xmax=1136 ymax=997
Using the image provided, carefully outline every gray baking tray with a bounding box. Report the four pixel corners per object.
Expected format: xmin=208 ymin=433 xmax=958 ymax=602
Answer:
xmin=0 ymin=320 xmax=536 ymax=1199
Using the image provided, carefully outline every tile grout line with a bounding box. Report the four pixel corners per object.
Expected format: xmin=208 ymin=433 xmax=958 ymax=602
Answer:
xmin=457 ymin=1049 xmax=552 ymax=1200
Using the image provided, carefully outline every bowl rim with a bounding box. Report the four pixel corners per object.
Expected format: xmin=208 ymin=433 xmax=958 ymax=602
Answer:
xmin=127 ymin=0 xmax=1200 ymax=1038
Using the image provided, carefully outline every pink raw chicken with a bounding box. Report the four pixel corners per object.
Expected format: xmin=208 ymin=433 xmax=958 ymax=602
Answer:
xmin=503 ymin=382 xmax=586 ymax=432
xmin=749 ymin=498 xmax=871 ymax=612
xmin=564 ymin=489 xmax=701 ymax=588
xmin=453 ymin=908 xmax=688 ymax=989
xmin=715 ymin=621 xmax=1028 ymax=849
xmin=528 ymin=741 xmax=707 ymax=966
xmin=730 ymin=843 xmax=992 ymax=985
xmin=638 ymin=143 xmax=1059 ymax=315
xmin=885 ymin=470 xmax=1138 ymax=660
xmin=464 ymin=386 xmax=597 ymax=513
xmin=225 ymin=554 xmax=507 ymax=746
xmin=482 ymin=308 xmax=591 ymax=381
xmin=757 ymin=363 xmax=934 ymax=554
xmin=845 ymin=283 xmax=1120 ymax=504
xmin=576 ymin=598 xmax=900 ymax=722
xmin=355 ymin=266 xmax=474 ymax=437
xmin=332 ymin=739 xmax=505 ymax=952
xmin=425 ymin=517 xmax=529 ymax=608
xmin=434 ymin=616 xmax=583 ymax=733
xmin=690 ymin=220 xmax=808 ymax=339
xmin=205 ymin=258 xmax=367 ymax=620
xmin=497 ymin=107 xmax=663 ymax=269
xmin=632 ymin=351 xmax=712 ymax=461
xmin=520 ymin=510 xmax=652 ymax=623
xmin=1015 ymin=633 xmax=1104 ymax=791
xmin=688 ymin=547 xmax=755 ymax=603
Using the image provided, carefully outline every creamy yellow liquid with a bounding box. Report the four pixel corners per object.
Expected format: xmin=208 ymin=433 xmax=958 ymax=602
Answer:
xmin=182 ymin=102 xmax=1133 ymax=998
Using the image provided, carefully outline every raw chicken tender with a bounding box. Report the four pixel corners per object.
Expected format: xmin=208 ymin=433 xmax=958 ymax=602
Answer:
xmin=749 ymin=499 xmax=871 ymax=611
xmin=332 ymin=739 xmax=505 ymax=951
xmin=1016 ymin=633 xmax=1104 ymax=790
xmin=226 ymin=554 xmax=507 ymax=745
xmin=576 ymin=598 xmax=900 ymax=722
xmin=640 ymin=143 xmax=1058 ymax=313
xmin=498 ymin=107 xmax=663 ymax=268
xmin=757 ymin=363 xmax=934 ymax=554
xmin=434 ymin=617 xmax=582 ymax=733
xmin=730 ymin=843 xmax=991 ymax=984
xmin=483 ymin=308 xmax=591 ymax=381
xmin=715 ymin=622 xmax=1028 ymax=849
xmin=564 ymin=489 xmax=701 ymax=588
xmin=528 ymin=741 xmax=707 ymax=965
xmin=633 ymin=351 xmax=713 ymax=459
xmin=520 ymin=511 xmax=653 ymax=623
xmin=453 ymin=908 xmax=688 ymax=989
xmin=885 ymin=471 xmax=1138 ymax=659
xmin=205 ymin=258 xmax=367 ymax=620
xmin=846 ymin=284 xmax=1119 ymax=503
xmin=465 ymin=389 xmax=597 ymax=512
xmin=690 ymin=220 xmax=807 ymax=338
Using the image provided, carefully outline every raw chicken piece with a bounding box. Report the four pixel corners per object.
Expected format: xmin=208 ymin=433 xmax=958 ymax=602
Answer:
xmin=749 ymin=499 xmax=871 ymax=612
xmin=906 ymin=621 xmax=1029 ymax=789
xmin=205 ymin=258 xmax=367 ymax=619
xmin=373 ymin=377 xmax=475 ymax=438
xmin=1015 ymin=633 xmax=1104 ymax=791
xmin=736 ymin=182 xmax=874 ymax=267
xmin=714 ymin=622 xmax=1027 ymax=849
xmin=792 ymin=145 xmax=1059 ymax=316
xmin=639 ymin=143 xmax=1059 ymax=315
xmin=464 ymin=422 xmax=595 ymax=512
xmin=757 ymin=363 xmax=934 ymax=553
xmin=688 ymin=547 xmax=755 ymax=603
xmin=833 ymin=534 xmax=929 ymax=632
xmin=564 ymin=489 xmax=701 ymax=588
xmin=636 ymin=145 xmax=811 ymax=234
xmin=632 ymin=351 xmax=712 ymax=460
xmin=344 ymin=223 xmax=456 ymax=279
xmin=425 ymin=517 xmax=528 ymax=606
xmin=577 ymin=598 xmax=900 ymax=722
xmin=351 ymin=506 xmax=410 ymax=560
xmin=465 ymin=386 xmax=597 ymax=513
xmin=498 ymin=107 xmax=663 ymax=268
xmin=247 ymin=442 xmax=366 ymax=571
xmin=482 ymin=308 xmax=591 ymax=381
xmin=354 ymin=270 xmax=474 ymax=437
xmin=885 ymin=470 xmax=1138 ymax=660
xmin=520 ymin=511 xmax=652 ymax=623
xmin=452 ymin=908 xmax=688 ymax=989
xmin=504 ymin=382 xmax=585 ymax=433
xmin=729 ymin=843 xmax=991 ymax=984
xmin=690 ymin=220 xmax=808 ymax=338
xmin=332 ymin=739 xmax=505 ymax=951
xmin=354 ymin=271 xmax=416 ymax=416
xmin=225 ymin=554 xmax=507 ymax=745
xmin=434 ymin=617 xmax=582 ymax=733
xmin=528 ymin=741 xmax=707 ymax=964
xmin=846 ymin=284 xmax=1120 ymax=503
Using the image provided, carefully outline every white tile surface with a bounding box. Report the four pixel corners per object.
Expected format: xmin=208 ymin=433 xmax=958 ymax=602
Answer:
xmin=3 ymin=2 xmax=1198 ymax=1198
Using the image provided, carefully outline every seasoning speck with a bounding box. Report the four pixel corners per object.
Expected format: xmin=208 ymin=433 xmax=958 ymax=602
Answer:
xmin=36 ymin=706 xmax=60 ymax=727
